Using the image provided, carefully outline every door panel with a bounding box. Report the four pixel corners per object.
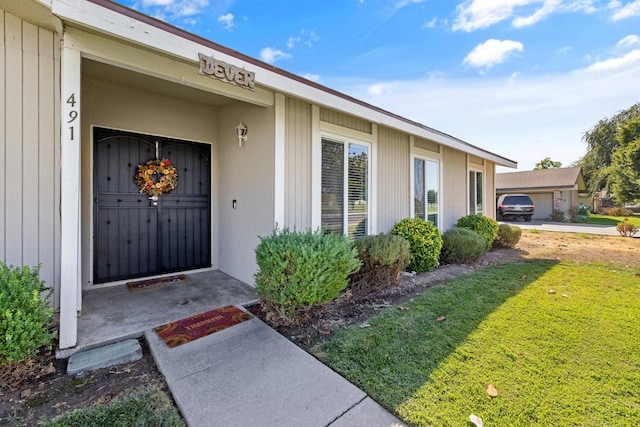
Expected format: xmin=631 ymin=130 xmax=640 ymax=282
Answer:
xmin=93 ymin=128 xmax=211 ymax=283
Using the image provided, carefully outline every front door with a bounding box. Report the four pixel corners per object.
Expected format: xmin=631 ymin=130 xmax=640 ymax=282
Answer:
xmin=93 ymin=128 xmax=211 ymax=283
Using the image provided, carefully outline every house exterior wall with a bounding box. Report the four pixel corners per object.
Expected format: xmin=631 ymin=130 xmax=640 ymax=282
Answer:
xmin=485 ymin=160 xmax=496 ymax=219
xmin=320 ymin=108 xmax=372 ymax=134
xmin=377 ymin=126 xmax=410 ymax=232
xmin=217 ymin=102 xmax=275 ymax=286
xmin=1 ymin=10 xmax=61 ymax=306
xmin=80 ymin=74 xmax=219 ymax=287
xmin=442 ymin=146 xmax=468 ymax=229
xmin=284 ymin=97 xmax=312 ymax=229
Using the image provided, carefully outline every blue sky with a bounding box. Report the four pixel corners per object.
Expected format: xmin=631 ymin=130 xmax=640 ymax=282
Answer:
xmin=116 ymin=0 xmax=640 ymax=170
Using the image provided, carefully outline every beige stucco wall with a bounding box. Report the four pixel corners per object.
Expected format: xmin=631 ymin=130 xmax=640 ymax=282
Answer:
xmin=216 ymin=102 xmax=275 ymax=286
xmin=377 ymin=126 xmax=410 ymax=232
xmin=80 ymin=73 xmax=218 ymax=286
xmin=1 ymin=9 xmax=61 ymax=306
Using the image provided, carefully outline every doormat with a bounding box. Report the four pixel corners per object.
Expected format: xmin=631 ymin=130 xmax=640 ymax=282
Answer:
xmin=126 ymin=274 xmax=190 ymax=292
xmin=154 ymin=306 xmax=253 ymax=348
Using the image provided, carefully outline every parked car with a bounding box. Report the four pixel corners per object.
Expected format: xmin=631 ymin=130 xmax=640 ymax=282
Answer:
xmin=497 ymin=194 xmax=535 ymax=222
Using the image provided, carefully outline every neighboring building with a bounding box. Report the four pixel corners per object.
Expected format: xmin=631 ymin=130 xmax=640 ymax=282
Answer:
xmin=496 ymin=167 xmax=588 ymax=219
xmin=1 ymin=0 xmax=516 ymax=350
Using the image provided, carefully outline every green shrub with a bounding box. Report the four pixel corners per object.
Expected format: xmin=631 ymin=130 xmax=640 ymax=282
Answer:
xmin=605 ymin=207 xmax=635 ymax=217
xmin=350 ymin=234 xmax=410 ymax=296
xmin=254 ymin=228 xmax=361 ymax=325
xmin=616 ymin=218 xmax=639 ymax=237
xmin=391 ymin=218 xmax=442 ymax=273
xmin=0 ymin=263 xmax=54 ymax=365
xmin=439 ymin=227 xmax=487 ymax=265
xmin=548 ymin=210 xmax=566 ymax=222
xmin=494 ymin=223 xmax=522 ymax=248
xmin=455 ymin=214 xmax=499 ymax=250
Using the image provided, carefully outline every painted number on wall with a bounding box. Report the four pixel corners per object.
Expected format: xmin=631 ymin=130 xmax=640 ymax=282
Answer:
xmin=66 ymin=93 xmax=78 ymax=141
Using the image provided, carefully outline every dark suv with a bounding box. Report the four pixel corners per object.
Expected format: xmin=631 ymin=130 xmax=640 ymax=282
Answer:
xmin=497 ymin=194 xmax=534 ymax=222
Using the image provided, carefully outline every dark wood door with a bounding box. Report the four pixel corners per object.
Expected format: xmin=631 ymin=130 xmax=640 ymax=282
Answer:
xmin=93 ymin=128 xmax=211 ymax=283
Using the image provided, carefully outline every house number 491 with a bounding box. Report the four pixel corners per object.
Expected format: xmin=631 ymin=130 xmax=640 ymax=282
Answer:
xmin=66 ymin=93 xmax=79 ymax=141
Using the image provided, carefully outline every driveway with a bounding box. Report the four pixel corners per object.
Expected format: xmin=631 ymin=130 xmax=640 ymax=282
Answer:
xmin=500 ymin=220 xmax=620 ymax=236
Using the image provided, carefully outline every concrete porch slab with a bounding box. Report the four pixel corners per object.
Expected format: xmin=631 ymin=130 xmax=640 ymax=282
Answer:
xmin=58 ymin=270 xmax=257 ymax=358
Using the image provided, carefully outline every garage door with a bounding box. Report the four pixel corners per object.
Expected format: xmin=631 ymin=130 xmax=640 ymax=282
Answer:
xmin=529 ymin=193 xmax=553 ymax=220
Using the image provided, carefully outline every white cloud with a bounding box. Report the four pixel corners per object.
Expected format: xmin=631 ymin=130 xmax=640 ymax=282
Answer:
xmin=217 ymin=13 xmax=234 ymax=29
xmin=617 ymin=34 xmax=640 ymax=49
xmin=512 ymin=0 xmax=561 ymax=28
xmin=259 ymin=47 xmax=292 ymax=64
xmin=424 ymin=17 xmax=438 ymax=28
xmin=367 ymin=83 xmax=395 ymax=95
xmin=464 ymin=39 xmax=524 ymax=69
xmin=608 ymin=0 xmax=622 ymax=8
xmin=138 ymin=0 xmax=209 ymax=18
xmin=453 ymin=0 xmax=598 ymax=32
xmin=612 ymin=0 xmax=640 ymax=20
xmin=287 ymin=36 xmax=301 ymax=49
xmin=453 ymin=0 xmax=535 ymax=32
xmin=582 ymin=49 xmax=640 ymax=72
xmin=395 ymin=0 xmax=427 ymax=9
xmin=332 ymin=60 xmax=640 ymax=171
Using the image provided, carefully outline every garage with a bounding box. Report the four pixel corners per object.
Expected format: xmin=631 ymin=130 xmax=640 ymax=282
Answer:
xmin=529 ymin=193 xmax=553 ymax=220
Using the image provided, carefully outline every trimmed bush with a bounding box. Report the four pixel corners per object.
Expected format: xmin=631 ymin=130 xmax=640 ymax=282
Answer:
xmin=548 ymin=210 xmax=566 ymax=222
xmin=391 ymin=217 xmax=442 ymax=273
xmin=605 ymin=207 xmax=635 ymax=217
xmin=494 ymin=223 xmax=522 ymax=248
xmin=1 ymin=263 xmax=54 ymax=365
xmin=616 ymin=218 xmax=639 ymax=237
xmin=350 ymin=234 xmax=410 ymax=296
xmin=439 ymin=227 xmax=487 ymax=265
xmin=455 ymin=214 xmax=499 ymax=250
xmin=254 ymin=228 xmax=361 ymax=325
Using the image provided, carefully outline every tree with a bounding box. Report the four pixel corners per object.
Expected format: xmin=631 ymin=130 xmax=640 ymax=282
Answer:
xmin=578 ymin=103 xmax=640 ymax=195
xmin=534 ymin=157 xmax=562 ymax=170
xmin=610 ymin=116 xmax=640 ymax=203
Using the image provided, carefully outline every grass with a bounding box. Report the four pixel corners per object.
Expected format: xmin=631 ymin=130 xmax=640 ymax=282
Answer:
xmin=317 ymin=261 xmax=640 ymax=426
xmin=43 ymin=386 xmax=184 ymax=427
xmin=587 ymin=214 xmax=640 ymax=227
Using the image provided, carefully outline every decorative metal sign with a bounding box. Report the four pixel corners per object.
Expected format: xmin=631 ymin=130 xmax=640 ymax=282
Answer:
xmin=198 ymin=53 xmax=255 ymax=91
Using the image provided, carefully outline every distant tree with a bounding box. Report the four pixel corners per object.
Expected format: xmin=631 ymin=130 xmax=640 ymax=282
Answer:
xmin=610 ymin=116 xmax=640 ymax=203
xmin=533 ymin=157 xmax=562 ymax=170
xmin=578 ymin=103 xmax=640 ymax=195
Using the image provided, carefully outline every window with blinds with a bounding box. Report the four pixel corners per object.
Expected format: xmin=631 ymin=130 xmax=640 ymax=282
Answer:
xmin=321 ymin=138 xmax=369 ymax=239
xmin=469 ymin=170 xmax=483 ymax=214
xmin=414 ymin=158 xmax=439 ymax=227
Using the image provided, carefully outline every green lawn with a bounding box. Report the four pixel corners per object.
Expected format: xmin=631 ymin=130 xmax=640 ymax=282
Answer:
xmin=43 ymin=386 xmax=184 ymax=427
xmin=587 ymin=214 xmax=640 ymax=227
xmin=317 ymin=261 xmax=640 ymax=426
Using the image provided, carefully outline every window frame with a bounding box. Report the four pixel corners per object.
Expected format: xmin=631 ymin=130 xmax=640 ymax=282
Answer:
xmin=468 ymin=167 xmax=485 ymax=215
xmin=411 ymin=154 xmax=442 ymax=229
xmin=320 ymin=132 xmax=373 ymax=238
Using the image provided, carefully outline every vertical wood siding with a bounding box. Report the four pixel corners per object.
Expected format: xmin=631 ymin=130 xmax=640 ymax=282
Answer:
xmin=320 ymin=108 xmax=372 ymax=134
xmin=442 ymin=147 xmax=467 ymax=230
xmin=284 ymin=98 xmax=312 ymax=228
xmin=1 ymin=10 xmax=61 ymax=305
xmin=377 ymin=126 xmax=410 ymax=232
xmin=485 ymin=160 xmax=495 ymax=219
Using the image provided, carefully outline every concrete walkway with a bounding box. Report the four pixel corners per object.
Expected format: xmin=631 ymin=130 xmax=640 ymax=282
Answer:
xmin=502 ymin=220 xmax=620 ymax=236
xmin=146 ymin=309 xmax=406 ymax=427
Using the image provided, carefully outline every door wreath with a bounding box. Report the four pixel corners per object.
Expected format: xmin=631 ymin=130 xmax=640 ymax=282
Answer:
xmin=134 ymin=158 xmax=178 ymax=197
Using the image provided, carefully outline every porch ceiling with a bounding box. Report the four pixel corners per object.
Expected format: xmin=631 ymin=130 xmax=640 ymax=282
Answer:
xmin=83 ymin=58 xmax=236 ymax=107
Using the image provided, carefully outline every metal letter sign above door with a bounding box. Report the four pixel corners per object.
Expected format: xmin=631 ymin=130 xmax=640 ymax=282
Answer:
xmin=198 ymin=53 xmax=256 ymax=90
xmin=93 ymin=128 xmax=211 ymax=283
